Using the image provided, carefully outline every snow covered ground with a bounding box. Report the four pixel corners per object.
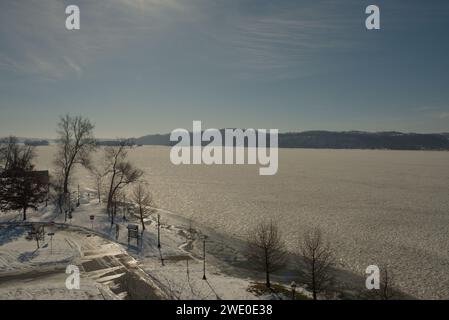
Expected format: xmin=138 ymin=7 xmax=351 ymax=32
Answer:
xmin=0 ymin=223 xmax=104 ymax=300
xmin=0 ymin=192 xmax=298 ymax=300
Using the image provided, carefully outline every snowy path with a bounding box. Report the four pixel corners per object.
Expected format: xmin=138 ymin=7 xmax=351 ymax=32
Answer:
xmin=0 ymin=222 xmax=165 ymax=300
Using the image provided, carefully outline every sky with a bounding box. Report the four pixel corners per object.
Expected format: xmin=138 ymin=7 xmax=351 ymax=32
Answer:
xmin=1 ymin=0 xmax=449 ymax=138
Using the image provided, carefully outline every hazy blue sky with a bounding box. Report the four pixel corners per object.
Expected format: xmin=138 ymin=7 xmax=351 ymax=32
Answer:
xmin=1 ymin=0 xmax=449 ymax=138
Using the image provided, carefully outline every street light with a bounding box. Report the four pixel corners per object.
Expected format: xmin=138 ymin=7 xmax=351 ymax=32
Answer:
xmin=290 ymin=281 xmax=297 ymax=300
xmin=48 ymin=232 xmax=55 ymax=255
xmin=202 ymin=235 xmax=208 ymax=280
xmin=157 ymin=214 xmax=161 ymax=249
xmin=76 ymin=184 xmax=80 ymax=207
xmin=90 ymin=215 xmax=95 ymax=229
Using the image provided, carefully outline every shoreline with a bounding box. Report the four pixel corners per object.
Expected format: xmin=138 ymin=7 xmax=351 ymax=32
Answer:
xmin=0 ymin=200 xmax=417 ymax=300
xmin=150 ymin=206 xmax=415 ymax=300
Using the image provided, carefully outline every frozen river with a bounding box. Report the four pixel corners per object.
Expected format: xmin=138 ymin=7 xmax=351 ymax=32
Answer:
xmin=34 ymin=146 xmax=449 ymax=299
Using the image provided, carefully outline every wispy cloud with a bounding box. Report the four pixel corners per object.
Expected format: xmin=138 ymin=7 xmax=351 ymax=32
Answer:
xmin=1 ymin=0 xmax=361 ymax=81
xmin=415 ymin=106 xmax=439 ymax=112
xmin=416 ymin=107 xmax=449 ymax=120
xmin=199 ymin=0 xmax=358 ymax=79
xmin=0 ymin=0 xmax=186 ymax=80
xmin=63 ymin=56 xmax=83 ymax=76
xmin=438 ymin=112 xmax=449 ymax=119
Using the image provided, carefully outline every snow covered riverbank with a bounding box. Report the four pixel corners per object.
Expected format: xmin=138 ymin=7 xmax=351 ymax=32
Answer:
xmin=1 ymin=194 xmax=304 ymax=300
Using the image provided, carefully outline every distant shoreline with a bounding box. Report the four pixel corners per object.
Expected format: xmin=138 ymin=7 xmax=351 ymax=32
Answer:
xmin=6 ymin=130 xmax=448 ymax=151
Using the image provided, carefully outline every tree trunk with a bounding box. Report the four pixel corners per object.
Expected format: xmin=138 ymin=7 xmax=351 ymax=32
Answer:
xmin=265 ymin=248 xmax=270 ymax=288
xmin=58 ymin=193 xmax=63 ymax=214
xmin=35 ymin=233 xmax=40 ymax=249
xmin=107 ymin=172 xmax=116 ymax=215
xmin=23 ymin=207 xmax=27 ymax=221
xmin=312 ymin=258 xmax=317 ymax=300
xmin=111 ymin=202 xmax=115 ymax=226
xmin=63 ymin=170 xmax=70 ymax=194
xmin=140 ymin=207 xmax=146 ymax=230
xmin=266 ymin=271 xmax=270 ymax=289
xmin=107 ymin=193 xmax=112 ymax=216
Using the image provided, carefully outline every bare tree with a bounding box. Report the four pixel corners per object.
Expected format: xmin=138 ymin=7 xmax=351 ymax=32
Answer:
xmin=54 ymin=115 xmax=95 ymax=207
xmin=364 ymin=264 xmax=396 ymax=300
xmin=299 ymin=227 xmax=334 ymax=300
xmin=104 ymin=139 xmax=143 ymax=225
xmin=30 ymin=225 xmax=44 ymax=249
xmin=50 ymin=168 xmax=67 ymax=212
xmin=132 ymin=183 xmax=156 ymax=230
xmin=0 ymin=136 xmax=35 ymax=171
xmin=378 ymin=266 xmax=395 ymax=300
xmin=88 ymin=161 xmax=108 ymax=204
xmin=0 ymin=136 xmax=14 ymax=170
xmin=104 ymin=139 xmax=129 ymax=213
xmin=247 ymin=220 xmax=287 ymax=288
xmin=0 ymin=138 xmax=6 ymax=169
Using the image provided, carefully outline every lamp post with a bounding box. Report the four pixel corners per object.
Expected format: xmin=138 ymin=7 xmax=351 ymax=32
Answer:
xmin=76 ymin=184 xmax=80 ymax=207
xmin=291 ymin=281 xmax=297 ymax=300
xmin=157 ymin=214 xmax=161 ymax=249
xmin=90 ymin=215 xmax=95 ymax=229
xmin=48 ymin=232 xmax=55 ymax=255
xmin=202 ymin=235 xmax=208 ymax=280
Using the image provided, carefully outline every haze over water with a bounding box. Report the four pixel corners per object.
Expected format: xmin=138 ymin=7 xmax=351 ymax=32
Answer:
xmin=34 ymin=146 xmax=449 ymax=299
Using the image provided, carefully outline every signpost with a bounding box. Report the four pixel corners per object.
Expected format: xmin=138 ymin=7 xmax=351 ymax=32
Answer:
xmin=127 ymin=224 xmax=139 ymax=245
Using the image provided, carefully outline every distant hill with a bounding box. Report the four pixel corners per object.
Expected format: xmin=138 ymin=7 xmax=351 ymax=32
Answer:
xmin=4 ymin=131 xmax=448 ymax=150
xmin=135 ymin=130 xmax=449 ymax=150
xmin=135 ymin=134 xmax=171 ymax=146
xmin=24 ymin=139 xmax=49 ymax=146
xmin=0 ymin=137 xmax=54 ymax=145
xmin=95 ymin=139 xmax=137 ymax=146
xmin=278 ymin=131 xmax=449 ymax=150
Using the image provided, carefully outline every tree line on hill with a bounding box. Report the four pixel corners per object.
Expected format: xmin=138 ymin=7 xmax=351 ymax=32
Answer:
xmin=134 ymin=130 xmax=449 ymax=150
xmin=6 ymin=131 xmax=448 ymax=150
